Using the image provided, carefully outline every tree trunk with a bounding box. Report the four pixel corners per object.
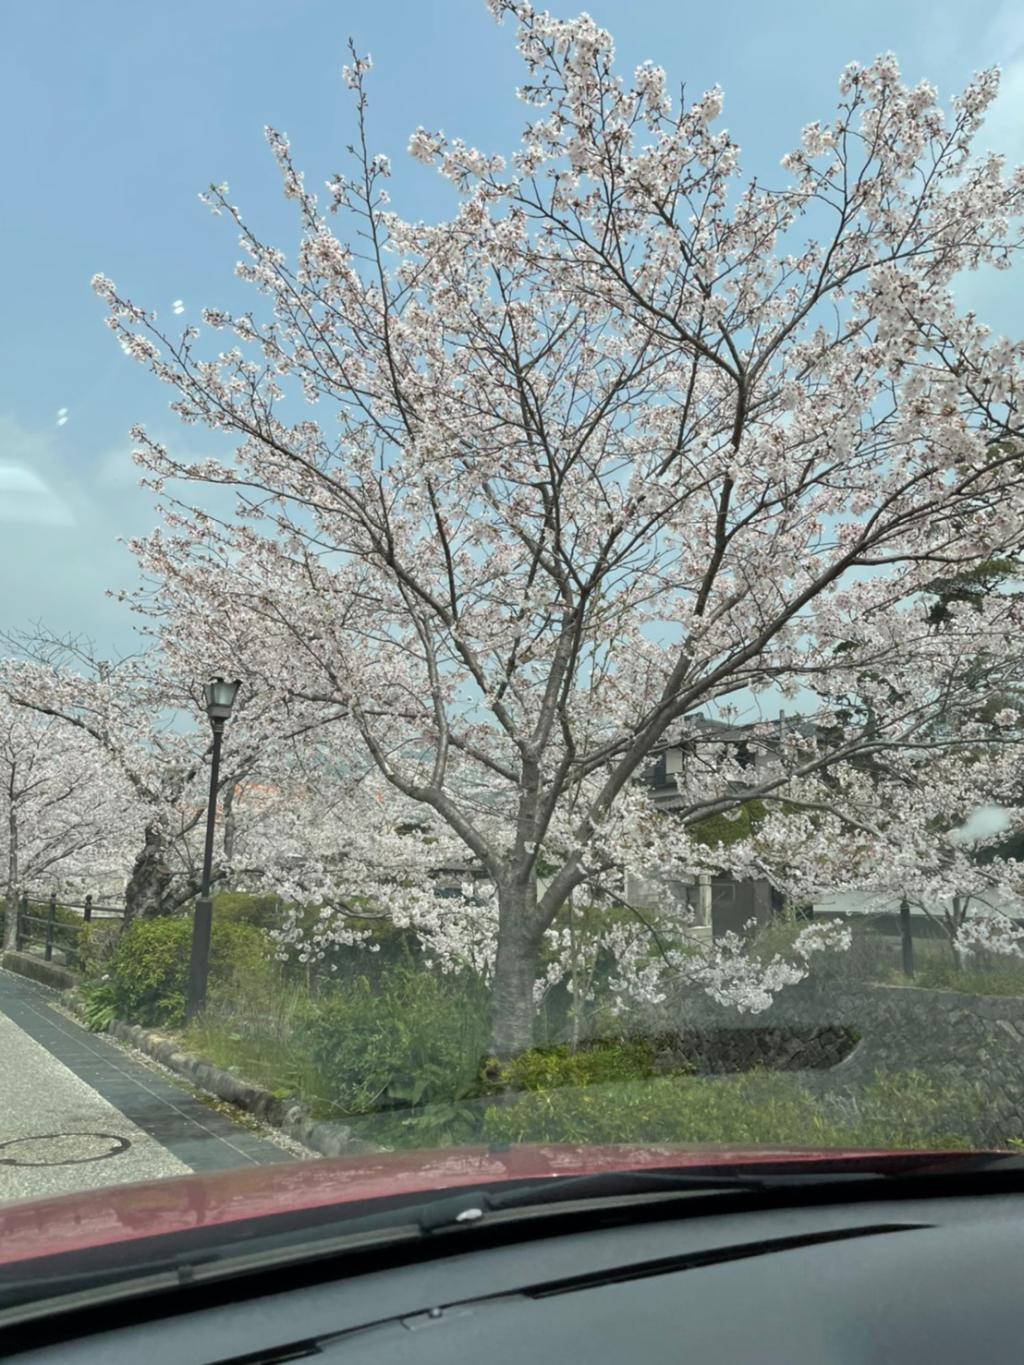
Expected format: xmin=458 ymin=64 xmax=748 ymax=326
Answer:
xmin=491 ymin=881 xmax=543 ymax=1057
xmin=123 ymin=824 xmax=175 ymax=924
xmin=2 ymin=889 xmax=18 ymax=952
xmin=945 ymin=896 xmax=966 ymax=969
xmin=567 ymin=890 xmax=580 ymax=1052
xmin=492 ymin=933 xmax=540 ymax=1057
xmin=4 ymin=802 xmax=18 ymax=952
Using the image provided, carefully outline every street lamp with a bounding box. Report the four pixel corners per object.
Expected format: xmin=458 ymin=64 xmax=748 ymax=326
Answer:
xmin=185 ymin=677 xmax=241 ymax=1021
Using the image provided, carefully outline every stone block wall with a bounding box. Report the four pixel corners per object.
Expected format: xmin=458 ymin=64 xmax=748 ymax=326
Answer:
xmin=649 ymin=1024 xmax=858 ymax=1075
xmin=652 ymin=979 xmax=1024 ymax=1146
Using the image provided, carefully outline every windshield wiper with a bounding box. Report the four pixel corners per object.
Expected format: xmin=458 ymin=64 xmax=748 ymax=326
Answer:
xmin=417 ymin=1151 xmax=1024 ymax=1231
xmin=417 ymin=1167 xmax=888 ymax=1231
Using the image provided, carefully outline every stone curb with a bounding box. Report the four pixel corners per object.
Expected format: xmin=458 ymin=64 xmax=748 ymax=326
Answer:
xmin=2 ymin=950 xmax=79 ymax=992
xmin=101 ymin=1016 xmax=379 ymax=1159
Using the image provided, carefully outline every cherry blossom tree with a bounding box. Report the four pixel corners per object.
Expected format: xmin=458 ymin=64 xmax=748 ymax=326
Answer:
xmin=91 ymin=3 xmax=1024 ymax=1051
xmin=0 ymin=699 xmax=137 ymax=951
xmin=715 ymin=703 xmax=1024 ymax=965
xmin=0 ymin=636 xmax=324 ymax=922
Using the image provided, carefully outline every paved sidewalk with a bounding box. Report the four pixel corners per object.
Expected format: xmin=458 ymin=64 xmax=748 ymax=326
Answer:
xmin=0 ymin=969 xmax=295 ymax=1203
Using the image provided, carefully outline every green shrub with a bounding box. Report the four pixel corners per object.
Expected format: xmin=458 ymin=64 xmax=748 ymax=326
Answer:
xmin=244 ymin=894 xmax=425 ymax=987
xmin=209 ymin=919 xmax=274 ymax=986
xmin=689 ymin=800 xmax=768 ymax=848
xmin=101 ymin=917 xmax=191 ymax=1028
xmin=212 ymin=892 xmax=286 ymax=931
xmin=481 ymin=1039 xmax=667 ymax=1094
xmin=92 ymin=915 xmax=272 ymax=1030
xmin=77 ymin=920 xmax=123 ymax=978
xmin=299 ymin=967 xmax=490 ymax=1117
xmin=79 ymin=979 xmax=118 ymax=1032
xmin=296 ymin=915 xmax=423 ymax=985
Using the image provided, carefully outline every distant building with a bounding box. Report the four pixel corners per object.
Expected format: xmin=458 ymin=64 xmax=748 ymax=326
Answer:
xmin=632 ymin=712 xmax=808 ymax=939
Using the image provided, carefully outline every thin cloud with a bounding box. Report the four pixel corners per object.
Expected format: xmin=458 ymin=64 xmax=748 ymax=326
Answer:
xmin=0 ymin=464 xmax=75 ymax=526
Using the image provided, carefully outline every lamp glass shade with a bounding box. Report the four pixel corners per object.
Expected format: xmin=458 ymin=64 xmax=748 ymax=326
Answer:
xmin=203 ymin=677 xmax=241 ymax=720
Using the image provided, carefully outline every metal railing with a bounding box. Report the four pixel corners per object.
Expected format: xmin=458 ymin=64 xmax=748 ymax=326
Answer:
xmin=1 ymin=892 xmax=125 ymax=971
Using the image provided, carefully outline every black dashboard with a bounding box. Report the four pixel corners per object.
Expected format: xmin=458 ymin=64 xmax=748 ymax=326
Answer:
xmin=9 ymin=1189 xmax=1024 ymax=1363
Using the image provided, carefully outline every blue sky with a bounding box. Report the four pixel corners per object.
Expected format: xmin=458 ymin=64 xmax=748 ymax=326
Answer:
xmin=2 ymin=0 xmax=1023 ymax=654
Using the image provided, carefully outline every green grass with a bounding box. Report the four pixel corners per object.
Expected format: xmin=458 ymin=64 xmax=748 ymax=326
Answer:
xmin=183 ymin=976 xmax=332 ymax=1109
xmin=177 ymin=963 xmax=989 ymax=1154
xmin=842 ymin=931 xmax=1024 ymax=996
xmin=335 ymin=1067 xmax=978 ymax=1153
xmin=81 ymin=916 xmax=1004 ymax=1155
xmin=184 ymin=964 xmax=493 ymax=1123
xmin=912 ymin=954 xmax=1024 ymax=997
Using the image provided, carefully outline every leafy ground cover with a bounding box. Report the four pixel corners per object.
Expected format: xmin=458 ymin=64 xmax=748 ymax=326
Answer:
xmin=76 ymin=896 xmax=1005 ymax=1153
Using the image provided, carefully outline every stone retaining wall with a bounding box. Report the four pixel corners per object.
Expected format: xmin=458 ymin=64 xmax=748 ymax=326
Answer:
xmin=656 ymin=979 xmax=1024 ymax=1145
xmin=649 ymin=1024 xmax=858 ymax=1076
xmin=2 ymin=951 xmax=78 ymax=992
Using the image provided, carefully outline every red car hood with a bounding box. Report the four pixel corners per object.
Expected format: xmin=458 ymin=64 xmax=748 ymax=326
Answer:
xmin=0 ymin=1143 xmax=967 ymax=1270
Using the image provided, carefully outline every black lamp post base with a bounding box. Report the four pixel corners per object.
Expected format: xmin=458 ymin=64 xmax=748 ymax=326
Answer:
xmin=186 ymin=895 xmax=214 ymax=1022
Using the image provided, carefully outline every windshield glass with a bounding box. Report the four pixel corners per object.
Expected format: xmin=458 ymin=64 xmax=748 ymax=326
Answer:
xmin=3 ymin=0 xmax=1024 ymax=1262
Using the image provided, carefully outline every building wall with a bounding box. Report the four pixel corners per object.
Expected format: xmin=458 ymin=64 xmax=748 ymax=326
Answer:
xmin=624 ymin=869 xmax=776 ymax=941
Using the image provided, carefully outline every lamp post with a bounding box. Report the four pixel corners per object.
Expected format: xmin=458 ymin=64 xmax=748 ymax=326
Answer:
xmin=185 ymin=677 xmax=241 ymax=1022
xmin=899 ymin=892 xmax=915 ymax=979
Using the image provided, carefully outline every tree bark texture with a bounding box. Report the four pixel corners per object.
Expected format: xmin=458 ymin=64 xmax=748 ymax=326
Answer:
xmin=3 ymin=801 xmax=18 ymax=951
xmin=490 ymin=880 xmax=544 ymax=1056
xmin=123 ymin=824 xmax=176 ymax=923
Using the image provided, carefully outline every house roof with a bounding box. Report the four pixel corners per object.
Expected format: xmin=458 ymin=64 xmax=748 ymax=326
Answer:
xmin=651 ymin=711 xmax=819 ymax=753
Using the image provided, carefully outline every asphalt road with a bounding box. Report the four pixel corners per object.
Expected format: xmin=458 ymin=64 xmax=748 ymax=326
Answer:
xmin=0 ymin=969 xmax=296 ymax=1204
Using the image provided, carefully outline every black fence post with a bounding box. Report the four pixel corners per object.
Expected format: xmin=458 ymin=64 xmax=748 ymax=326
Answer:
xmin=899 ymin=895 xmax=914 ymax=979
xmin=44 ymin=892 xmax=56 ymax=962
xmin=68 ymin=895 xmax=91 ymax=972
xmin=17 ymin=893 xmax=27 ymax=952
